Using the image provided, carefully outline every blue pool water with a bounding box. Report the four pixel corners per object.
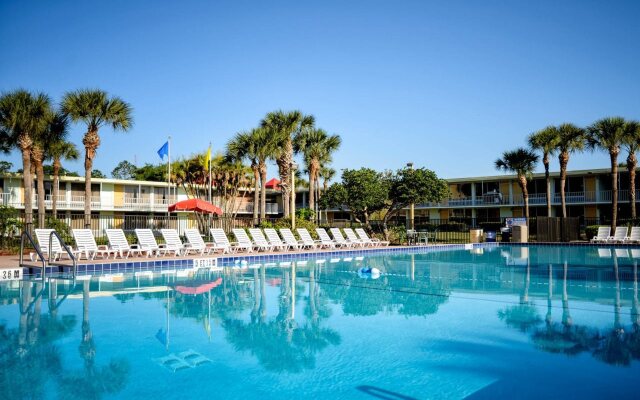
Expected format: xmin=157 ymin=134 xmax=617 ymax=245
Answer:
xmin=1 ymin=245 xmax=639 ymax=399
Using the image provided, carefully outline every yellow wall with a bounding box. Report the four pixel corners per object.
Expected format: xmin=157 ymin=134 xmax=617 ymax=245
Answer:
xmin=114 ymin=184 xmax=124 ymax=206
xmin=512 ymin=208 xmax=523 ymax=217
xmin=585 ymin=177 xmax=595 ymax=192
xmin=439 ymin=209 xmax=450 ymax=219
xmin=585 ymin=205 xmax=597 ymax=218
xmin=449 ymin=184 xmax=460 ymax=197
xmin=500 ymin=182 xmax=510 ymax=195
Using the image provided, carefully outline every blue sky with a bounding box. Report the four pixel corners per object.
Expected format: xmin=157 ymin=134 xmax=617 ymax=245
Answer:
xmin=1 ymin=0 xmax=640 ymax=180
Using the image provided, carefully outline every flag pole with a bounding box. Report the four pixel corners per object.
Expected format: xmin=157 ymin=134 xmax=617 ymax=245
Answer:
xmin=208 ymin=141 xmax=212 ymax=203
xmin=168 ymin=135 xmax=171 ymax=217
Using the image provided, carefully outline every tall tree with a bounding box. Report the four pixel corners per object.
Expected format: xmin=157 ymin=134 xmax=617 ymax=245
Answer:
xmin=587 ymin=117 xmax=627 ymax=231
xmin=33 ymin=110 xmax=69 ymax=227
xmin=319 ymin=167 xmax=335 ymax=193
xmin=261 ymin=110 xmax=314 ymax=217
xmin=226 ymin=131 xmax=260 ymax=223
xmin=622 ymin=120 xmax=640 ymax=219
xmin=556 ymin=123 xmax=586 ymax=218
xmin=253 ymin=128 xmax=278 ymax=222
xmin=0 ymin=90 xmax=51 ymax=227
xmin=47 ymin=119 xmax=79 ymax=217
xmin=528 ymin=126 xmax=558 ymax=216
xmin=111 ymin=160 xmax=137 ymax=180
xmin=62 ymin=89 xmax=132 ymax=227
xmin=495 ymin=148 xmax=539 ymax=219
xmin=294 ymin=128 xmax=341 ymax=219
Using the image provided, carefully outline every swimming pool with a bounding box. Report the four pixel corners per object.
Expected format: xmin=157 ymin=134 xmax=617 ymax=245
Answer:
xmin=1 ymin=245 xmax=638 ymax=399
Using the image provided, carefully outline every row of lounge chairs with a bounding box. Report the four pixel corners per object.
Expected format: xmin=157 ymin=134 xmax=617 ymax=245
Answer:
xmin=590 ymin=226 xmax=640 ymax=244
xmin=32 ymin=227 xmax=389 ymax=261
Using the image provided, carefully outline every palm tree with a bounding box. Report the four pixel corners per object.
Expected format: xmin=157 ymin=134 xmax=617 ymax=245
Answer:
xmin=226 ymin=131 xmax=260 ymax=222
xmin=587 ymin=117 xmax=627 ymax=231
xmin=61 ymin=89 xmax=132 ymax=227
xmin=622 ymin=120 xmax=640 ymax=219
xmin=319 ymin=167 xmax=335 ymax=193
xmin=253 ymin=128 xmax=278 ymax=222
xmin=528 ymin=127 xmax=558 ymax=216
xmin=556 ymin=123 xmax=586 ymax=218
xmin=47 ymin=119 xmax=79 ymax=216
xmin=495 ymin=148 xmax=539 ymax=219
xmin=294 ymin=128 xmax=341 ymax=218
xmin=0 ymin=90 xmax=51 ymax=228
xmin=261 ymin=110 xmax=314 ymax=217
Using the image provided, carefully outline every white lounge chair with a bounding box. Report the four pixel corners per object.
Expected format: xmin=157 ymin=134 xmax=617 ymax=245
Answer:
xmin=73 ymin=229 xmax=120 ymax=260
xmin=315 ymin=228 xmax=341 ymax=248
xmin=296 ymin=228 xmax=323 ymax=249
xmin=280 ymin=228 xmax=308 ymax=250
xmin=105 ymin=229 xmax=150 ymax=258
xmin=607 ymin=226 xmax=628 ymax=243
xmin=184 ymin=229 xmax=225 ymax=255
xmin=343 ymin=228 xmax=367 ymax=247
xmin=249 ymin=229 xmax=282 ymax=251
xmin=33 ymin=229 xmax=81 ymax=261
xmin=262 ymin=229 xmax=292 ymax=251
xmin=624 ymin=226 xmax=640 ymax=243
xmin=590 ymin=226 xmax=610 ymax=243
xmin=161 ymin=229 xmax=194 ymax=256
xmin=209 ymin=228 xmax=246 ymax=253
xmin=234 ymin=229 xmax=270 ymax=252
xmin=135 ymin=229 xmax=180 ymax=257
xmin=329 ymin=228 xmax=355 ymax=248
xmin=355 ymin=228 xmax=390 ymax=246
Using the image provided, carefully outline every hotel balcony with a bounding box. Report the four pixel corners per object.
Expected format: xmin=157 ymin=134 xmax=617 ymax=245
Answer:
xmin=419 ymin=190 xmax=640 ymax=209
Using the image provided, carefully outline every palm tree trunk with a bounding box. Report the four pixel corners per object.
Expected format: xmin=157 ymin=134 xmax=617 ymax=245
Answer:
xmin=628 ymin=152 xmax=637 ymax=219
xmin=610 ymin=150 xmax=619 ymax=232
xmin=35 ymin=158 xmax=46 ymax=229
xmin=18 ymin=138 xmax=34 ymax=228
xmin=52 ymin=158 xmax=60 ymax=217
xmin=559 ymin=151 xmax=569 ymax=218
xmin=543 ymin=153 xmax=551 ymax=216
xmin=259 ymin=165 xmax=267 ymax=222
xmin=252 ymin=166 xmax=259 ymax=224
xmin=82 ymin=129 xmax=100 ymax=228
xmin=519 ymin=175 xmax=530 ymax=219
xmin=308 ymin=162 xmax=317 ymax=220
xmin=278 ymin=139 xmax=294 ymax=218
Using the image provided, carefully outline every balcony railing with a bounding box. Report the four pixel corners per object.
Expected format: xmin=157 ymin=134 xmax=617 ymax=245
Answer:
xmin=235 ymin=203 xmax=281 ymax=214
xmin=418 ymin=190 xmax=640 ymax=208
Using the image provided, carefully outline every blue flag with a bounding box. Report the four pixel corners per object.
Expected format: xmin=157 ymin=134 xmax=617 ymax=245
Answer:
xmin=157 ymin=141 xmax=169 ymax=160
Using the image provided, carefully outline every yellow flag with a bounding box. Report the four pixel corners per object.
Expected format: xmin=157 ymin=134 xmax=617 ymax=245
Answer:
xmin=205 ymin=145 xmax=211 ymax=166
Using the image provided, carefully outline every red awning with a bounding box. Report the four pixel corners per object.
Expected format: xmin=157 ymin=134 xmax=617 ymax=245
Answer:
xmin=265 ymin=178 xmax=281 ymax=189
xmin=168 ymin=198 xmax=222 ymax=215
xmin=174 ymin=277 xmax=223 ymax=295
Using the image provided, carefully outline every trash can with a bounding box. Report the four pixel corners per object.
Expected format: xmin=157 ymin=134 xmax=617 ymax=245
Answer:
xmin=512 ymin=225 xmax=528 ymax=243
xmin=469 ymin=229 xmax=483 ymax=243
xmin=485 ymin=231 xmax=497 ymax=243
xmin=500 ymin=227 xmax=511 ymax=242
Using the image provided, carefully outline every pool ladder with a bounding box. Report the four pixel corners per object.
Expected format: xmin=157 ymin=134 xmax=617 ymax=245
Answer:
xmin=19 ymin=230 xmax=77 ymax=281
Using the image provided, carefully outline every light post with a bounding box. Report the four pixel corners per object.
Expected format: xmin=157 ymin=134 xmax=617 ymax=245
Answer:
xmin=407 ymin=162 xmax=414 ymax=231
xmin=291 ymin=162 xmax=297 ymax=230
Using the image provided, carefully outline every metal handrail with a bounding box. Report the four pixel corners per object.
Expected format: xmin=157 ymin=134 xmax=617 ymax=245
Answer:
xmin=48 ymin=231 xmax=77 ymax=276
xmin=19 ymin=230 xmax=46 ymax=279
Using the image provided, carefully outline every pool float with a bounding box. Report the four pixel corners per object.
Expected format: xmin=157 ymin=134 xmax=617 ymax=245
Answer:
xmin=358 ymin=267 xmax=381 ymax=279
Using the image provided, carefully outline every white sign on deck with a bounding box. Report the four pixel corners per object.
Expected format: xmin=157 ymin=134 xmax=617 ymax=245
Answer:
xmin=0 ymin=268 xmax=22 ymax=281
xmin=192 ymin=258 xmax=218 ymax=269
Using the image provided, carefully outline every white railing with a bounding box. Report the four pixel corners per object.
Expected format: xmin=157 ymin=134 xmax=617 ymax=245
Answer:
xmin=235 ymin=203 xmax=281 ymax=214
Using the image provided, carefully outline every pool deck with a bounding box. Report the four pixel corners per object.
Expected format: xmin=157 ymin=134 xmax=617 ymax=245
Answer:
xmin=0 ymin=244 xmax=442 ymax=270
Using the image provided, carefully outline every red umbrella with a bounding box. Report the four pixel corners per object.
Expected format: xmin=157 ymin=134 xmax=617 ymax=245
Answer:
xmin=174 ymin=277 xmax=223 ymax=295
xmin=168 ymin=198 xmax=222 ymax=214
xmin=265 ymin=178 xmax=281 ymax=189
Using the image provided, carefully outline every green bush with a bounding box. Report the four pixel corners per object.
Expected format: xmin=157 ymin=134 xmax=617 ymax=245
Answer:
xmin=388 ymin=225 xmax=407 ymax=245
xmin=295 ymin=208 xmax=315 ymax=221
xmin=45 ymin=217 xmax=73 ymax=245
xmin=259 ymin=217 xmax=319 ymax=239
xmin=0 ymin=205 xmax=22 ymax=250
xmin=585 ymin=225 xmax=600 ymax=240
